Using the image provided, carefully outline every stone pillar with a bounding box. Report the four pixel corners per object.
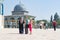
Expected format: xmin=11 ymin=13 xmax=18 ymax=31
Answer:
xmin=0 ymin=15 xmax=4 ymax=29
xmin=0 ymin=0 xmax=4 ymax=29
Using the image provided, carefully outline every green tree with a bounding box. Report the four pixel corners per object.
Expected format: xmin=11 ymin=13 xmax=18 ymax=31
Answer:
xmin=54 ymin=12 xmax=59 ymax=21
xmin=36 ymin=20 xmax=48 ymax=24
xmin=57 ymin=20 xmax=60 ymax=25
xmin=36 ymin=20 xmax=40 ymax=24
xmin=42 ymin=20 xmax=48 ymax=23
xmin=50 ymin=15 xmax=53 ymax=22
xmin=49 ymin=15 xmax=53 ymax=28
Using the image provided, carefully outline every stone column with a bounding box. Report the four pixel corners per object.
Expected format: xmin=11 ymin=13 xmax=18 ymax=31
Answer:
xmin=0 ymin=15 xmax=4 ymax=29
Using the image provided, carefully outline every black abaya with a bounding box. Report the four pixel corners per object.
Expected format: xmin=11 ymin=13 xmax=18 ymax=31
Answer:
xmin=19 ymin=21 xmax=24 ymax=34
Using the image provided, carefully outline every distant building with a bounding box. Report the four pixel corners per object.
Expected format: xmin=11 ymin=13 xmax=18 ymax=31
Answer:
xmin=4 ymin=4 xmax=35 ymax=28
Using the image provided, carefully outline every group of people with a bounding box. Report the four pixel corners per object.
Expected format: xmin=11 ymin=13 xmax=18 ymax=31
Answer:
xmin=19 ymin=16 xmax=33 ymax=34
xmin=18 ymin=15 xmax=57 ymax=35
xmin=39 ymin=19 xmax=57 ymax=31
xmin=39 ymin=21 xmax=46 ymax=29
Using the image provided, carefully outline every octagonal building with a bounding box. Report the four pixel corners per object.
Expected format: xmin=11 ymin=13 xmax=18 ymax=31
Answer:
xmin=4 ymin=4 xmax=35 ymax=28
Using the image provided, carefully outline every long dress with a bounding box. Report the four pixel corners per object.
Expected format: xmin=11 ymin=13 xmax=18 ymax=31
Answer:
xmin=19 ymin=20 xmax=24 ymax=34
xmin=25 ymin=19 xmax=29 ymax=34
xmin=29 ymin=22 xmax=32 ymax=33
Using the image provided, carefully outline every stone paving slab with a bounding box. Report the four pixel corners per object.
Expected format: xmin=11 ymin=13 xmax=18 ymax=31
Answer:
xmin=0 ymin=28 xmax=60 ymax=40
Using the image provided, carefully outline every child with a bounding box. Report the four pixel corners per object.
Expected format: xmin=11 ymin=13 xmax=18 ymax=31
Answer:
xmin=29 ymin=19 xmax=32 ymax=35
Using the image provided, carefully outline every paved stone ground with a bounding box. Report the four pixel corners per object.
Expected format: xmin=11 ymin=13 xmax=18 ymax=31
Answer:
xmin=0 ymin=28 xmax=60 ymax=40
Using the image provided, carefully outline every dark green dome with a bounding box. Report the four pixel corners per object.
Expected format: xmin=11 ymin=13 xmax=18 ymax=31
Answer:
xmin=14 ymin=4 xmax=24 ymax=11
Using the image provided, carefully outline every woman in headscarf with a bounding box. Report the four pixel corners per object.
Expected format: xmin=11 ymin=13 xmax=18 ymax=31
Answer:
xmin=19 ymin=17 xmax=24 ymax=34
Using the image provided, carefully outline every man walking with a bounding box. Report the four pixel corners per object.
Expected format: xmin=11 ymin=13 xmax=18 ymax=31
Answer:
xmin=52 ymin=20 xmax=57 ymax=31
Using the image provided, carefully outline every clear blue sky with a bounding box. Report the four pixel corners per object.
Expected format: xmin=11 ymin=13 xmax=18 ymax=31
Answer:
xmin=3 ymin=0 xmax=60 ymax=21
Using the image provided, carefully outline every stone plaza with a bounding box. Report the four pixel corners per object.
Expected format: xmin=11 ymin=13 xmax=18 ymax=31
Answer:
xmin=0 ymin=28 xmax=60 ymax=40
